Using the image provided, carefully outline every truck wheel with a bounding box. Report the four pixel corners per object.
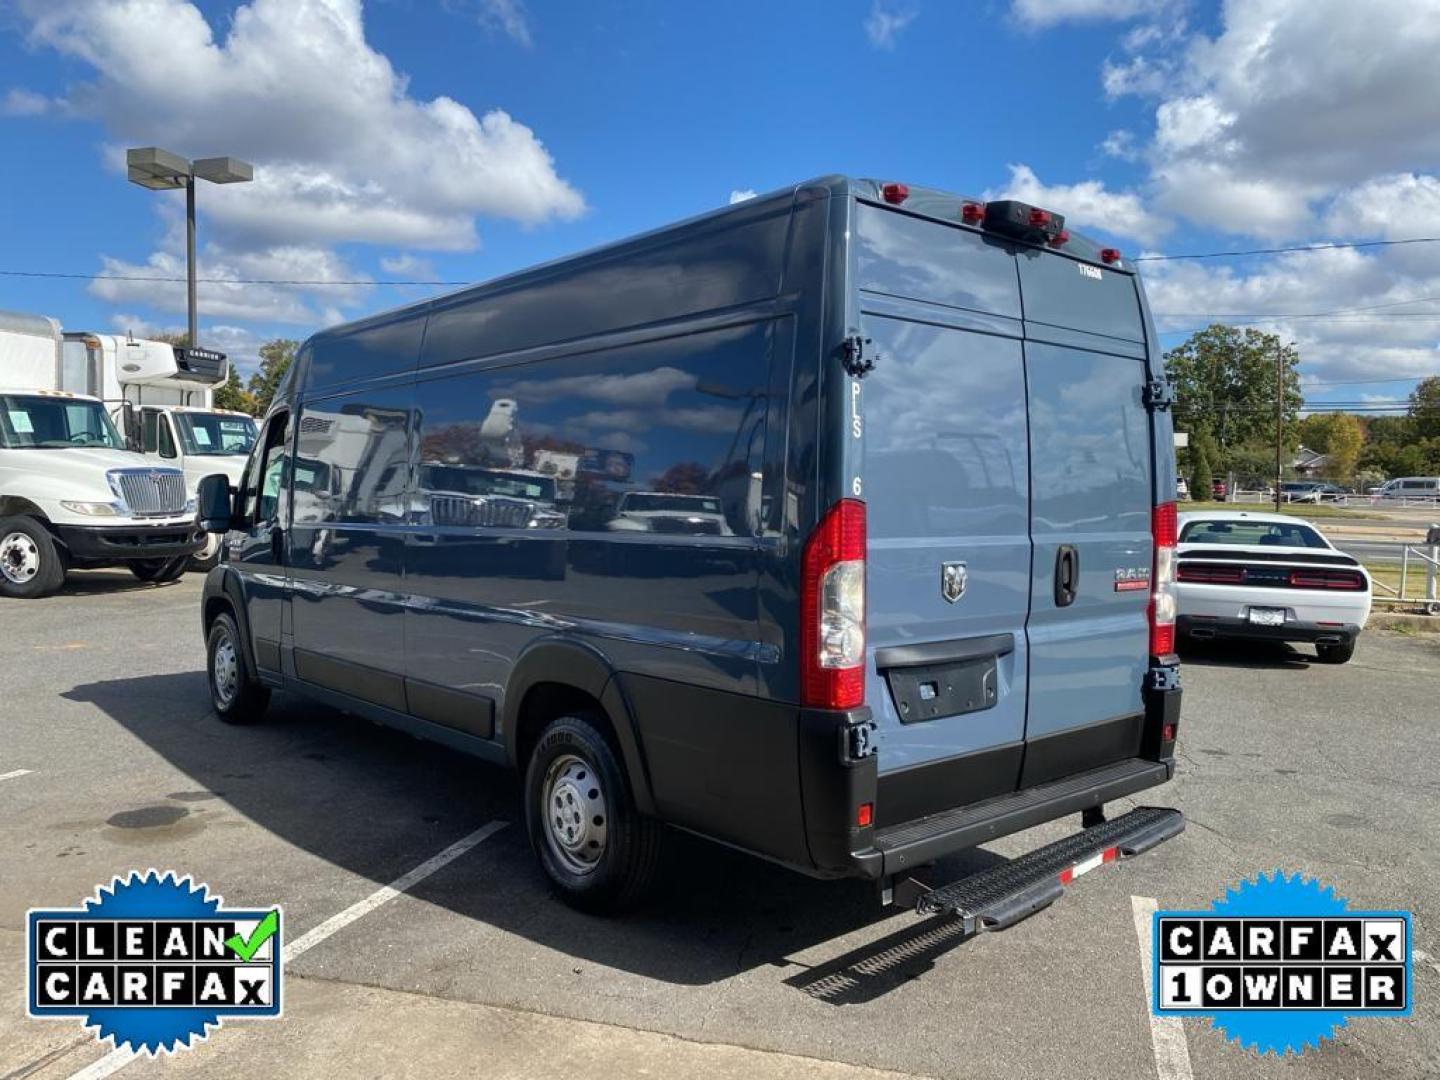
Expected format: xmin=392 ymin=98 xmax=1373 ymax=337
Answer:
xmin=0 ymin=516 xmax=65 ymax=599
xmin=524 ymin=714 xmax=663 ymax=912
xmin=206 ymin=611 xmax=270 ymax=723
xmin=130 ymin=556 xmax=189 ymax=584
xmin=1316 ymin=640 xmax=1356 ymax=664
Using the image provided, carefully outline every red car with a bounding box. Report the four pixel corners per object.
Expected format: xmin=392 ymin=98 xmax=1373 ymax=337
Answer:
xmin=1211 ymin=480 xmax=1228 ymax=500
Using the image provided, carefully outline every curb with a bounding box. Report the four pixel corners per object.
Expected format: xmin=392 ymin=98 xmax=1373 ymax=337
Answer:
xmin=1370 ymin=612 xmax=1440 ymax=634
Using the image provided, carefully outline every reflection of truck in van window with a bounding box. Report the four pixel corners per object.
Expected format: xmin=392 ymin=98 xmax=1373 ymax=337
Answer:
xmin=418 ymin=464 xmax=567 ymax=529
xmin=200 ymin=178 xmax=1184 ymax=920
xmin=606 ymin=491 xmax=734 ymax=535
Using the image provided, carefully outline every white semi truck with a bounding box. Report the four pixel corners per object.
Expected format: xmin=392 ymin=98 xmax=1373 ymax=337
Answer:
xmin=0 ymin=309 xmax=203 ymax=598
xmin=59 ymin=329 xmax=257 ymax=565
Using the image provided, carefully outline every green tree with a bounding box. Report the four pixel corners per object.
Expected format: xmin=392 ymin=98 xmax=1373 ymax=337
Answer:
xmin=1297 ymin=412 xmax=1364 ymax=481
xmin=247 ymin=339 xmax=298 ymax=415
xmin=1409 ymin=376 xmax=1440 ymax=439
xmin=1165 ymin=325 xmax=1304 ymax=452
xmin=1189 ymin=432 xmax=1214 ymax=500
xmin=213 ymin=367 xmax=257 ymax=414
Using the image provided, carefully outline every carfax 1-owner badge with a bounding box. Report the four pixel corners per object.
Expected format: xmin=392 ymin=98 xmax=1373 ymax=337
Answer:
xmin=27 ymin=870 xmax=282 ymax=1054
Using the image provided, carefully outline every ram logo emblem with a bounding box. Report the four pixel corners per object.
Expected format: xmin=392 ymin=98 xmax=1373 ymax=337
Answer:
xmin=941 ymin=561 xmax=968 ymax=604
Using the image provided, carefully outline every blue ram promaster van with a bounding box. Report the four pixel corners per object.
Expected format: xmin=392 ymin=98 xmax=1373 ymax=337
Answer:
xmin=197 ymin=178 xmax=1184 ymax=920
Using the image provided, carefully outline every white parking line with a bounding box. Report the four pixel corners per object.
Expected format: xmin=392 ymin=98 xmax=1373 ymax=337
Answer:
xmin=66 ymin=820 xmax=509 ymax=1080
xmin=0 ymin=768 xmax=34 ymax=783
xmin=1131 ymin=895 xmax=1195 ymax=1080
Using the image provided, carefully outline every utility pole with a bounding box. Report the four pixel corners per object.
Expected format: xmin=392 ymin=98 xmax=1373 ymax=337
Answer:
xmin=1274 ymin=349 xmax=1284 ymax=512
xmin=185 ymin=174 xmax=198 ymax=347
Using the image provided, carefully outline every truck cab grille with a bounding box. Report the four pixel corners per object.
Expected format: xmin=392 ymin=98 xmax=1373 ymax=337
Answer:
xmin=109 ymin=468 xmax=188 ymax=517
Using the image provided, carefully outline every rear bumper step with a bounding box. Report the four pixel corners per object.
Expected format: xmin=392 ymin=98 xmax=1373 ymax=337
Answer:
xmin=904 ymin=806 xmax=1184 ymax=931
xmin=869 ymin=757 xmax=1171 ymax=876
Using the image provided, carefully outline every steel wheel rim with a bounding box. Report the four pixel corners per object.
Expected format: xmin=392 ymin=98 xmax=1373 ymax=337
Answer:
xmin=541 ymin=752 xmax=608 ymax=875
xmin=212 ymin=633 xmax=239 ymax=707
xmin=0 ymin=531 xmax=40 ymax=585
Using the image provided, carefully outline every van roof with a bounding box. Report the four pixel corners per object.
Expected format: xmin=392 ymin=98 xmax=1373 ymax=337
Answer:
xmin=308 ymin=176 xmax=1127 ymax=345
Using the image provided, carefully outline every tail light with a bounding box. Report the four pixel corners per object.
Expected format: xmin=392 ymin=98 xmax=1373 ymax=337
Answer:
xmin=1176 ymin=563 xmax=1244 ymax=584
xmin=1149 ymin=501 xmax=1177 ymax=657
xmin=1289 ymin=569 xmax=1367 ymax=590
xmin=801 ymin=499 xmax=867 ymax=709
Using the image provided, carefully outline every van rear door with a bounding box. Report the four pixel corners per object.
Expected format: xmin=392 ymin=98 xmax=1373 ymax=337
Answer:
xmin=1017 ymin=251 xmax=1154 ymax=786
xmin=854 ymin=206 xmax=1032 ymax=822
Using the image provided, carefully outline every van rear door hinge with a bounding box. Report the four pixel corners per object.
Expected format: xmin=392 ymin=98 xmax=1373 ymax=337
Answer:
xmin=1143 ymin=377 xmax=1175 ymax=411
xmin=841 ymin=333 xmax=875 ymax=378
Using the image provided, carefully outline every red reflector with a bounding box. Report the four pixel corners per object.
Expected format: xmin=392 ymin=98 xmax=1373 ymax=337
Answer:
xmin=1162 ymin=722 xmax=1177 ymax=742
xmin=961 ymin=201 xmax=985 ymax=224
xmin=1151 ymin=622 xmax=1175 ymax=655
xmin=857 ymin=802 xmax=873 ymax=828
xmin=881 ymin=182 xmax=909 ymax=205
xmin=1047 ymin=229 xmax=1070 ymax=247
xmin=1028 ymin=207 xmax=1052 ymax=226
xmin=1100 ymin=248 xmax=1122 ymax=264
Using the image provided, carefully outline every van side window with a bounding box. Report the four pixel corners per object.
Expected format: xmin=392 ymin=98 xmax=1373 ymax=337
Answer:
xmin=238 ymin=413 xmax=290 ymax=525
xmin=412 ymin=321 xmax=773 ymax=537
xmin=293 ymin=389 xmax=412 ymax=525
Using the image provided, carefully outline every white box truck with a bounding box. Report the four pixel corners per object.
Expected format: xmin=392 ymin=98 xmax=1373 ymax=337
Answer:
xmin=1 ymin=309 xmax=203 ymax=598
xmin=60 ymin=330 xmax=258 ymax=565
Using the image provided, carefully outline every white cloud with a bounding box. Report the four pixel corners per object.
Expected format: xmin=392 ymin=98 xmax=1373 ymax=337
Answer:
xmin=15 ymin=0 xmax=584 ymax=255
xmin=1100 ymin=129 xmax=1140 ymax=161
xmin=1012 ymin=0 xmax=1171 ymax=27
xmin=379 ymin=253 xmax=438 ymax=278
xmin=89 ymin=244 xmax=371 ymax=326
xmin=1325 ymin=174 xmax=1440 ymax=240
xmin=1110 ymin=0 xmax=1440 ymax=238
xmin=728 ymin=189 xmax=757 ymax=204
xmin=985 ymin=163 xmax=1170 ymax=245
xmin=864 ymin=1 xmax=917 ymax=49
xmin=1 ymin=88 xmax=52 ymax=116
xmin=445 ymin=0 xmax=533 ymax=47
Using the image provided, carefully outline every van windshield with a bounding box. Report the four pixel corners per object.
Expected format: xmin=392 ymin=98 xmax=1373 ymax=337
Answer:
xmin=174 ymin=411 xmax=258 ymax=456
xmin=0 ymin=395 xmax=126 ymax=450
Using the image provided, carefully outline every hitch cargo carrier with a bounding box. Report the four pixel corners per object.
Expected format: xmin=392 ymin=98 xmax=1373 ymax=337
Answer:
xmin=888 ymin=807 xmax=1184 ymax=933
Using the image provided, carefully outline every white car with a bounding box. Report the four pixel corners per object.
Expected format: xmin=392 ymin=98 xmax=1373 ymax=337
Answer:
xmin=1174 ymin=511 xmax=1371 ymax=663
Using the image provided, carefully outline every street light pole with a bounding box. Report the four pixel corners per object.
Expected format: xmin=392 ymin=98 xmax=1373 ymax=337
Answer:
xmin=186 ymin=174 xmax=198 ymax=347
xmin=126 ymin=148 xmax=253 ymax=349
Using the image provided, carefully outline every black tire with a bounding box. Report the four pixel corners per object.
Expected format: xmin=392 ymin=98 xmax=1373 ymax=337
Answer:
xmin=206 ymin=611 xmax=270 ymax=723
xmin=130 ymin=555 xmax=190 ymax=584
xmin=524 ymin=714 xmax=663 ymax=912
xmin=0 ymin=515 xmax=66 ymax=599
xmin=1316 ymin=639 xmax=1356 ymax=664
xmin=189 ymin=534 xmax=222 ymax=572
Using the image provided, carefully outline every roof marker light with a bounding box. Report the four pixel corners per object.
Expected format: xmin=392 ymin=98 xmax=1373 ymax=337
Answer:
xmin=1047 ymin=230 xmax=1070 ymax=247
xmin=1100 ymin=248 xmax=1122 ymax=264
xmin=961 ymin=201 xmax=985 ymax=224
xmin=1028 ymin=208 xmax=1052 ymax=227
xmin=881 ymin=182 xmax=909 ymax=205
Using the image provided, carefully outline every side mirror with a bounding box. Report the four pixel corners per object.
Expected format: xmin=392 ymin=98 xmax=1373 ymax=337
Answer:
xmin=197 ymin=473 xmax=233 ymax=533
xmin=121 ymin=402 xmax=140 ymax=452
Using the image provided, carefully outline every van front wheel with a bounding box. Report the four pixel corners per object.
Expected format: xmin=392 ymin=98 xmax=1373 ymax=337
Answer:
xmin=206 ymin=611 xmax=270 ymax=723
xmin=524 ymin=714 xmax=663 ymax=912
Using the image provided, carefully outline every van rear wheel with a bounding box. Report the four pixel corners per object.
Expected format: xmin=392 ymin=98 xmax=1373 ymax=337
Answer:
xmin=524 ymin=714 xmax=663 ymax=912
xmin=206 ymin=611 xmax=270 ymax=723
xmin=0 ymin=516 xmax=65 ymax=599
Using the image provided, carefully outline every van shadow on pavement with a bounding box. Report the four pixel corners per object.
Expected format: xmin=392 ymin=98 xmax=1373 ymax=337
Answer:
xmin=1177 ymin=638 xmax=1316 ymax=670
xmin=64 ymin=671 xmax=1004 ymax=994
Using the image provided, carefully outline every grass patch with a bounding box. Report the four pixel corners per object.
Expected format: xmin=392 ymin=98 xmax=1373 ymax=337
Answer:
xmin=1183 ymin=500 xmax=1376 ymax=520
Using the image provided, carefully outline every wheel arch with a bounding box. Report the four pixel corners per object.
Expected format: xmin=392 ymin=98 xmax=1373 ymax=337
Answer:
xmin=0 ymin=497 xmax=50 ymax=521
xmin=201 ymin=566 xmax=260 ymax=678
xmin=503 ymin=638 xmax=656 ymax=815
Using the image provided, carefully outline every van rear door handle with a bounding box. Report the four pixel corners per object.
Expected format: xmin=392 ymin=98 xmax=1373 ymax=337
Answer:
xmin=270 ymin=525 xmax=285 ymax=565
xmin=1054 ymin=545 xmax=1079 ymax=607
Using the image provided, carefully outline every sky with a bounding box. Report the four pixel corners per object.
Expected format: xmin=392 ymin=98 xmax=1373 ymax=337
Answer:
xmin=1 ymin=0 xmax=1438 ymax=412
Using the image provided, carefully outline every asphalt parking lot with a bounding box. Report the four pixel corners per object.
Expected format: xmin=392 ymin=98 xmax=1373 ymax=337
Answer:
xmin=2 ymin=573 xmax=1438 ymax=1079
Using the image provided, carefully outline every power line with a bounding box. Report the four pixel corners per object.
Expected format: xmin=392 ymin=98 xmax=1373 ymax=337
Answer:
xmin=1134 ymin=236 xmax=1440 ymax=261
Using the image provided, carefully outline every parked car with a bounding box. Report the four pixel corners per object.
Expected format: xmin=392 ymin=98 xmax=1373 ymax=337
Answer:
xmin=195 ymin=178 xmax=1185 ymax=915
xmin=1211 ymin=479 xmax=1228 ymax=500
xmin=1176 ymin=477 xmax=1191 ymax=501
xmin=1174 ymin=511 xmax=1371 ymax=663
xmin=1282 ymin=481 xmax=1347 ymax=503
